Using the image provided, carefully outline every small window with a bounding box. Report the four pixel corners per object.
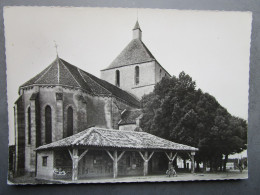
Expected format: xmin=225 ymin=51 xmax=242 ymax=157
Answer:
xmin=135 ymin=66 xmax=139 ymax=85
xmin=115 ymin=70 xmax=120 ymax=87
xmin=42 ymin=156 xmax=48 ymax=166
xmin=45 ymin=105 xmax=52 ymax=144
xmin=27 ymin=107 xmax=31 ymax=144
xmin=67 ymin=107 xmax=73 ymax=137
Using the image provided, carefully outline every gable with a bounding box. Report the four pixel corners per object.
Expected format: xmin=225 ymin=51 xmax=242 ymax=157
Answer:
xmin=102 ymin=39 xmax=155 ymax=71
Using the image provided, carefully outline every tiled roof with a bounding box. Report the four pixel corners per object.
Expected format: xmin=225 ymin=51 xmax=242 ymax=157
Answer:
xmin=102 ymin=39 xmax=155 ymax=71
xmin=118 ymin=109 xmax=143 ymax=125
xmin=20 ymin=57 xmax=140 ymax=107
xmin=36 ymin=127 xmax=198 ymax=152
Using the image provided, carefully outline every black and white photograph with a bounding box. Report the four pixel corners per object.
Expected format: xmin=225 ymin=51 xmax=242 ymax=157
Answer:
xmin=4 ymin=6 xmax=251 ymax=184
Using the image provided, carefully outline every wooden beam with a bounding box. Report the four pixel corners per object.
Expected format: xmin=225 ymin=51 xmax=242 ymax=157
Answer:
xmin=165 ymin=152 xmax=177 ymax=161
xmin=138 ymin=151 xmax=145 ymax=161
xmin=68 ymin=149 xmax=73 ymax=159
xmin=147 ymin=151 xmax=154 ymax=161
xmin=117 ymin=151 xmax=125 ymax=162
xmin=172 ymin=152 xmax=177 ymax=161
xmin=106 ymin=150 xmax=114 ymax=161
xmin=165 ymin=152 xmax=171 ymax=161
xmin=78 ymin=149 xmax=89 ymax=162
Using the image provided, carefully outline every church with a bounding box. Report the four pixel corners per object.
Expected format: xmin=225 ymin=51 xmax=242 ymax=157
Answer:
xmin=12 ymin=21 xmax=197 ymax=181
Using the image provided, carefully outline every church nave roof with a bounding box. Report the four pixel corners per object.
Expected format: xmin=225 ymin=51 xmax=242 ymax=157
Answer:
xmin=20 ymin=57 xmax=140 ymax=107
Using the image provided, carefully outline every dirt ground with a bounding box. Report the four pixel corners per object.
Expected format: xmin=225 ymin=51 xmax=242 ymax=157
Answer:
xmin=8 ymin=169 xmax=248 ymax=185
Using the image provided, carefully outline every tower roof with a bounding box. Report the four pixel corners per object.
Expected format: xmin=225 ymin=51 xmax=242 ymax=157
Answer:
xmin=101 ymin=39 xmax=155 ymax=71
xmin=20 ymin=57 xmax=140 ymax=107
xmin=133 ymin=20 xmax=142 ymax=31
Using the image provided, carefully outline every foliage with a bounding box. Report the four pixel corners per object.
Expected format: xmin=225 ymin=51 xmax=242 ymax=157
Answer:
xmin=140 ymin=71 xmax=247 ymax=171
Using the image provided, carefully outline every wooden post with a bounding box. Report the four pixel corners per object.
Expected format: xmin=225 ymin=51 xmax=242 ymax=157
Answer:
xmin=165 ymin=152 xmax=177 ymax=169
xmin=68 ymin=148 xmax=88 ymax=181
xmin=106 ymin=150 xmax=125 ymax=179
xmin=188 ymin=151 xmax=196 ymax=174
xmin=69 ymin=148 xmax=79 ymax=181
xmin=144 ymin=151 xmax=148 ymax=176
xmin=139 ymin=151 xmax=154 ymax=176
xmin=113 ymin=150 xmax=118 ymax=178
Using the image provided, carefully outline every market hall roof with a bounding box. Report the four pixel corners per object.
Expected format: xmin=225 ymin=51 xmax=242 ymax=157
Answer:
xmin=36 ymin=127 xmax=198 ymax=152
xmin=20 ymin=57 xmax=140 ymax=107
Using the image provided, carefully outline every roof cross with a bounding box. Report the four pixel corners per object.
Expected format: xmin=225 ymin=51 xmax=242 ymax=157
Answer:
xmin=54 ymin=40 xmax=59 ymax=57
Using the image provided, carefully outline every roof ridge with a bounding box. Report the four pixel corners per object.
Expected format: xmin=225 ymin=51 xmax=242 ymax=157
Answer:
xmin=95 ymin=127 xmax=145 ymax=134
xmin=92 ymin=129 xmax=115 ymax=143
xmin=59 ymin=59 xmax=82 ymax=88
xmin=34 ymin=59 xmax=56 ymax=84
xmin=57 ymin=59 xmax=60 ymax=84
xmin=81 ymin=69 xmax=140 ymax=107
xmin=72 ymin=128 xmax=93 ymax=145
xmin=78 ymin=68 xmax=112 ymax=95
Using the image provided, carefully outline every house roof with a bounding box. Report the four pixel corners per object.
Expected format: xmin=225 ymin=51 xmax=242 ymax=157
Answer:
xmin=101 ymin=39 xmax=156 ymax=71
xmin=118 ymin=109 xmax=143 ymax=125
xmin=36 ymin=127 xmax=198 ymax=152
xmin=20 ymin=57 xmax=140 ymax=107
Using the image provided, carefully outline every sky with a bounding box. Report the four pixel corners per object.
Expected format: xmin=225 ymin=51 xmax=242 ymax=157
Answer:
xmin=4 ymin=7 xmax=252 ymax=145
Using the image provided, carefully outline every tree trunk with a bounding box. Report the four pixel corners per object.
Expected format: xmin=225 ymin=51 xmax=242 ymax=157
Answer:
xmin=184 ymin=159 xmax=186 ymax=170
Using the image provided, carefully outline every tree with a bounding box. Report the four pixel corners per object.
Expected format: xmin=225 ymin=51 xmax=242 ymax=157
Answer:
xmin=140 ymin=71 xmax=248 ymax=172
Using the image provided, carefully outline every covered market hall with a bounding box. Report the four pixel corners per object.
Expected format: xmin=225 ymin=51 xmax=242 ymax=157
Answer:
xmin=36 ymin=127 xmax=198 ymax=181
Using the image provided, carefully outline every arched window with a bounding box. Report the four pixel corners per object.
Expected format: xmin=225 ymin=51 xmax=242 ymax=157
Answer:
xmin=135 ymin=66 xmax=140 ymax=85
xmin=45 ymin=106 xmax=52 ymax=144
xmin=67 ymin=107 xmax=73 ymax=137
xmin=116 ymin=70 xmax=120 ymax=87
xmin=27 ymin=107 xmax=31 ymax=145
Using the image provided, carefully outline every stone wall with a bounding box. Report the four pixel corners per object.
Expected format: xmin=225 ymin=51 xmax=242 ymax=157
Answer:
xmin=119 ymin=124 xmax=137 ymax=131
xmin=101 ymin=61 xmax=156 ymax=99
xmin=36 ymin=150 xmax=54 ymax=180
xmin=14 ymin=95 xmax=25 ymax=176
xmin=155 ymin=62 xmax=171 ymax=83
xmin=17 ymin=84 xmax=137 ymax=175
